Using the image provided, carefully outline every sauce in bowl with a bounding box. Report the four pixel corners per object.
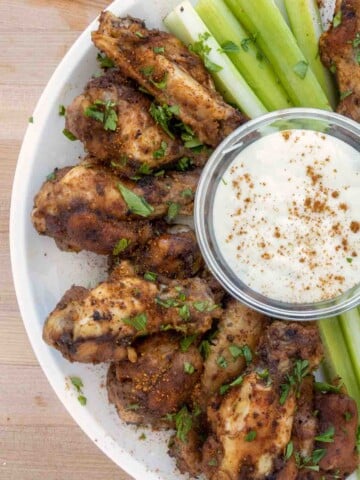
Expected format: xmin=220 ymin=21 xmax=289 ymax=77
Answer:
xmin=213 ymin=129 xmax=360 ymax=303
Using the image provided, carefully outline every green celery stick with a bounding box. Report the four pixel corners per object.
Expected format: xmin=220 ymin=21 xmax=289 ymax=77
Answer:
xmin=163 ymin=1 xmax=267 ymax=118
xmin=339 ymin=307 xmax=360 ymax=393
xmin=224 ymin=0 xmax=332 ymax=110
xmin=195 ymin=0 xmax=292 ymax=111
xmin=284 ymin=0 xmax=337 ymax=109
xmin=319 ymin=316 xmax=360 ymax=412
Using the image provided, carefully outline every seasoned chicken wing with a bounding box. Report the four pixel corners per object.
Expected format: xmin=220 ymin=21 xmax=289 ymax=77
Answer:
xmin=107 ymin=333 xmax=203 ymax=427
xmin=92 ymin=12 xmax=245 ymax=147
xmin=65 ymin=70 xmax=206 ymax=175
xmin=320 ymin=0 xmax=360 ymax=120
xmin=43 ymin=274 xmax=221 ymax=363
xmin=32 ymin=162 xmax=199 ymax=254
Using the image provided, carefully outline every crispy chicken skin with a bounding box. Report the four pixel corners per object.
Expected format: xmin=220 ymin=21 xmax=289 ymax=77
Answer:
xmin=65 ymin=70 xmax=205 ymax=175
xmin=320 ymin=0 xmax=360 ymax=120
xmin=32 ymin=162 xmax=199 ymax=254
xmin=107 ymin=333 xmax=203 ymax=427
xmin=43 ymin=275 xmax=221 ymax=363
xmin=198 ymin=299 xmax=268 ymax=405
xmin=92 ymin=12 xmax=245 ymax=147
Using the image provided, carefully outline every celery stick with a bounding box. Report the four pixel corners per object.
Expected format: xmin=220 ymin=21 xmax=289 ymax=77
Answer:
xmin=274 ymin=0 xmax=290 ymax=25
xmin=163 ymin=1 xmax=267 ymax=118
xmin=319 ymin=317 xmax=360 ymax=412
xmin=284 ymin=0 xmax=337 ymax=109
xmin=339 ymin=307 xmax=360 ymax=392
xmin=195 ymin=0 xmax=292 ymax=111
xmin=224 ymin=0 xmax=332 ymax=110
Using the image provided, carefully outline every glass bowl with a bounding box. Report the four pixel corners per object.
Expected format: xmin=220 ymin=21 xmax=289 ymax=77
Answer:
xmin=194 ymin=108 xmax=360 ymax=320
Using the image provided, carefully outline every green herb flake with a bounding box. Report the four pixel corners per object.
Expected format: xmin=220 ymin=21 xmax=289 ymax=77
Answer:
xmin=220 ymin=40 xmax=240 ymax=53
xmin=156 ymin=297 xmax=179 ymax=308
xmin=153 ymin=46 xmax=165 ymax=54
xmin=257 ymin=368 xmax=269 ymax=380
xmin=180 ymin=334 xmax=197 ymax=352
xmin=84 ymin=99 xmax=118 ymax=131
xmin=189 ymin=32 xmax=222 ymax=73
xmin=230 ymin=375 xmax=244 ymax=387
xmin=151 ymin=72 xmax=168 ymax=90
xmin=208 ymin=458 xmax=218 ymax=466
xmin=28 ymin=116 xmax=34 ymax=123
xmin=58 ymin=104 xmax=66 ymax=116
xmin=245 ymin=430 xmax=257 ymax=442
xmin=118 ymin=183 xmax=154 ymax=217
xmin=179 ymin=304 xmax=191 ymax=321
xmin=70 ymin=376 xmax=84 ymax=392
xmin=356 ymin=425 xmax=360 ymax=453
xmin=149 ymin=103 xmax=175 ymax=138
xmin=139 ymin=433 xmax=146 ymax=440
xmin=219 ymin=384 xmax=230 ymax=395
xmin=279 ymin=382 xmax=291 ymax=405
xmin=329 ymin=64 xmax=337 ymax=74
xmin=46 ymin=171 xmax=56 ymax=181
xmin=127 ymin=403 xmax=140 ymax=410
xmin=97 ymin=52 xmax=115 ymax=68
xmin=180 ymin=188 xmax=194 ymax=198
xmin=111 ymin=156 xmax=128 ymax=168
xmin=135 ymin=31 xmax=145 ymax=38
xmin=228 ymin=344 xmax=252 ymax=364
xmin=217 ymin=356 xmax=228 ymax=369
xmin=113 ymin=238 xmax=130 ymax=255
xmin=346 ymin=257 xmax=353 ymax=263
xmin=77 ymin=395 xmax=87 ymax=406
xmin=340 ymin=90 xmax=353 ymax=100
xmin=144 ymin=271 xmax=157 ymax=282
xmin=199 ymin=340 xmax=211 ymax=360
xmin=333 ymin=10 xmax=342 ymax=28
xmin=311 ymin=448 xmax=327 ymax=464
xmin=344 ymin=411 xmax=353 ymax=421
xmin=352 ymin=33 xmax=360 ymax=47
xmin=314 ymin=381 xmax=342 ymax=393
xmin=177 ymin=157 xmax=192 ymax=171
xmin=221 ymin=178 xmax=228 ymax=185
xmin=123 ymin=312 xmax=147 ymax=332
xmin=293 ymin=60 xmax=309 ymax=79
xmin=63 ymin=128 xmax=77 ymax=141
xmin=284 ymin=441 xmax=293 ymax=461
xmin=241 ymin=37 xmax=253 ymax=52
xmin=137 ymin=163 xmax=153 ymax=175
xmin=315 ymin=425 xmax=335 ymax=443
xmin=184 ymin=362 xmax=195 ymax=374
xmin=141 ymin=66 xmax=154 ymax=76
xmin=173 ymin=406 xmax=193 ymax=443
xmin=167 ymin=202 xmax=180 ymax=222
xmin=153 ymin=140 xmax=167 ymax=159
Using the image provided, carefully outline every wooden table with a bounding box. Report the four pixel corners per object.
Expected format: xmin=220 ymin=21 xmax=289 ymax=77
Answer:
xmin=0 ymin=2 xmax=132 ymax=478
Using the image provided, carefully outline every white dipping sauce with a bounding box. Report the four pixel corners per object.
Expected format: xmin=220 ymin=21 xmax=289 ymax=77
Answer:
xmin=213 ymin=129 xmax=360 ymax=303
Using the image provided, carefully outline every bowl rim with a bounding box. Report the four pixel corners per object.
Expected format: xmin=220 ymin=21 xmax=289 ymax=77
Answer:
xmin=194 ymin=107 xmax=360 ymax=320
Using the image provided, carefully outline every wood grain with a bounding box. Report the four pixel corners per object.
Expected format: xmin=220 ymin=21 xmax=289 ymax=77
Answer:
xmin=0 ymin=1 xmax=132 ymax=478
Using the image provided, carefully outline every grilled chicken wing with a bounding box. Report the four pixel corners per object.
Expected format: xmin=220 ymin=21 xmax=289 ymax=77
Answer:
xmin=198 ymin=299 xmax=267 ymax=406
xmin=92 ymin=12 xmax=245 ymax=147
xmin=65 ymin=70 xmax=206 ymax=175
xmin=32 ymin=162 xmax=199 ymax=255
xmin=320 ymin=0 xmax=360 ymax=120
xmin=107 ymin=333 xmax=203 ymax=427
xmin=201 ymin=322 xmax=323 ymax=480
xmin=43 ymin=274 xmax=220 ymax=363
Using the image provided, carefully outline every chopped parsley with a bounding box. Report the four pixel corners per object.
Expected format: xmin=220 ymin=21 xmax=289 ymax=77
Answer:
xmin=111 ymin=156 xmax=128 ymax=168
xmin=314 ymin=381 xmax=343 ymax=393
xmin=208 ymin=458 xmax=218 ymax=466
xmin=241 ymin=37 xmax=254 ymax=52
xmin=340 ymin=90 xmax=353 ymax=100
xmin=151 ymin=72 xmax=168 ymax=89
xmin=58 ymin=104 xmax=66 ymax=116
xmin=167 ymin=202 xmax=180 ymax=222
xmin=315 ymin=425 xmax=335 ymax=443
xmin=127 ymin=403 xmax=140 ymax=410
xmin=245 ymin=430 xmax=257 ymax=442
xmin=180 ymin=334 xmax=197 ymax=352
xmin=177 ymin=157 xmax=192 ymax=171
xmin=69 ymin=376 xmax=87 ymax=406
xmin=135 ymin=31 xmax=145 ymax=38
xmin=153 ymin=46 xmax=165 ymax=54
xmin=28 ymin=116 xmax=34 ymax=123
xmin=113 ymin=238 xmax=130 ymax=255
xmin=295 ymin=448 xmax=326 ymax=471
xmin=153 ymin=141 xmax=167 ymax=159
xmin=144 ymin=271 xmax=157 ymax=282
xmin=284 ymin=441 xmax=294 ymax=461
xmin=139 ymin=433 xmax=147 ymax=440
xmin=220 ymin=374 xmax=244 ymax=393
xmin=63 ymin=128 xmax=77 ymax=141
xmin=167 ymin=406 xmax=193 ymax=443
xmin=118 ymin=183 xmax=154 ymax=217
xmin=293 ymin=60 xmax=309 ymax=79
xmin=123 ymin=313 xmax=147 ymax=332
xmin=219 ymin=40 xmax=240 ymax=53
xmin=217 ymin=356 xmax=228 ymax=369
xmin=141 ymin=66 xmax=154 ymax=76
xmin=137 ymin=163 xmax=153 ymax=175
xmin=179 ymin=304 xmax=191 ymax=321
xmin=189 ymin=32 xmax=222 ymax=73
xmin=193 ymin=301 xmax=218 ymax=312
xmin=279 ymin=359 xmax=309 ymax=405
xmin=333 ymin=10 xmax=342 ymax=28
xmin=199 ymin=340 xmax=211 ymax=359
xmin=344 ymin=411 xmax=353 ymax=422
xmin=46 ymin=171 xmax=56 ymax=181
xmin=149 ymin=103 xmax=179 ymax=138
xmin=228 ymin=344 xmax=252 ymax=365
xmin=184 ymin=362 xmax=195 ymax=374
xmin=77 ymin=395 xmax=87 ymax=406
xmin=84 ymin=99 xmax=118 ymax=131
xmin=97 ymin=52 xmax=115 ymax=68
xmin=346 ymin=257 xmax=353 ymax=263
xmin=181 ymin=188 xmax=194 ymax=198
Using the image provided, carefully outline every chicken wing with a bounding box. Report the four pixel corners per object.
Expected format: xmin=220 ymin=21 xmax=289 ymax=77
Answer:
xmin=320 ymin=0 xmax=360 ymax=120
xmin=65 ymin=70 xmax=206 ymax=175
xmin=32 ymin=162 xmax=199 ymax=255
xmin=92 ymin=12 xmax=245 ymax=147
xmin=107 ymin=332 xmax=203 ymax=427
xmin=43 ymin=274 xmax=221 ymax=363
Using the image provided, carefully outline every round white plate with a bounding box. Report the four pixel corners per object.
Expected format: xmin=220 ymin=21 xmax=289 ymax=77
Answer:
xmin=9 ymin=0 xmax=356 ymax=479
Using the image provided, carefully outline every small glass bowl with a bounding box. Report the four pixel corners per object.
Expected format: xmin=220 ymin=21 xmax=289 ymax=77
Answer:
xmin=194 ymin=108 xmax=360 ymax=320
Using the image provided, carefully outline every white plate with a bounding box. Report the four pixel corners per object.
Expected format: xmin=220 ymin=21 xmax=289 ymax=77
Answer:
xmin=9 ymin=1 xmax=356 ymax=479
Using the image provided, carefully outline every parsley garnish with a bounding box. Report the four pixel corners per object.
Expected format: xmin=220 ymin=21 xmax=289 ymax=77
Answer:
xmin=314 ymin=381 xmax=343 ymax=393
xmin=113 ymin=238 xmax=130 ymax=255
xmin=346 ymin=257 xmax=353 ymax=263
xmin=97 ymin=52 xmax=115 ymax=68
xmin=220 ymin=374 xmax=244 ymax=393
xmin=344 ymin=411 xmax=353 ymax=421
xmin=69 ymin=376 xmax=87 ymax=406
xmin=199 ymin=340 xmax=211 ymax=359
xmin=340 ymin=90 xmax=353 ymax=100
xmin=279 ymin=359 xmax=309 ymax=405
xmin=127 ymin=403 xmax=140 ymax=410
xmin=208 ymin=458 xmax=218 ymax=466
xmin=46 ymin=171 xmax=56 ymax=181
xmin=180 ymin=334 xmax=197 ymax=352
xmin=181 ymin=188 xmax=193 ymax=198
xmin=141 ymin=66 xmax=154 ymax=76
xmin=149 ymin=103 xmax=179 ymax=138
xmin=217 ymin=356 xmax=228 ymax=369
xmin=28 ymin=116 xmax=34 ymax=123
xmin=315 ymin=425 xmax=335 ymax=443
xmin=111 ymin=156 xmax=127 ymax=168
xmin=144 ymin=271 xmax=157 ymax=282
xmin=228 ymin=344 xmax=252 ymax=365
xmin=58 ymin=105 xmax=66 ymax=116
xmin=77 ymin=395 xmax=87 ymax=406
xmin=63 ymin=128 xmax=77 ymax=140
xmin=167 ymin=202 xmax=180 ymax=222
xmin=153 ymin=141 xmax=167 ymax=159
xmin=241 ymin=37 xmax=254 ymax=52
xmin=219 ymin=40 xmax=240 ymax=53
xmin=184 ymin=362 xmax=195 ymax=374
xmin=179 ymin=304 xmax=191 ymax=321
xmin=293 ymin=60 xmax=309 ymax=79
xmin=245 ymin=430 xmax=257 ymax=442
xmin=333 ymin=10 xmax=342 ymax=28
xmin=193 ymin=301 xmax=218 ymax=312
xmin=153 ymin=46 xmax=165 ymax=54
xmin=84 ymin=99 xmax=118 ymax=131
xmin=151 ymin=72 xmax=168 ymax=89
xmin=139 ymin=433 xmax=146 ymax=440
xmin=189 ymin=32 xmax=222 ymax=73
xmin=295 ymin=449 xmax=326 ymax=471
xmin=135 ymin=31 xmax=144 ymax=38
xmin=123 ymin=312 xmax=147 ymax=332
xmin=118 ymin=183 xmax=154 ymax=217
xmin=168 ymin=406 xmax=193 ymax=443
xmin=177 ymin=157 xmax=192 ymax=171
xmin=284 ymin=441 xmax=293 ymax=460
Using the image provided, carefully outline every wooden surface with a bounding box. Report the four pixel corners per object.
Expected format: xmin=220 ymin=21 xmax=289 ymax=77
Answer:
xmin=0 ymin=2 xmax=132 ymax=479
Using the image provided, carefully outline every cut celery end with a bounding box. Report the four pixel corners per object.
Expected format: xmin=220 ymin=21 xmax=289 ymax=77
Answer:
xmin=224 ymin=0 xmax=332 ymax=110
xmin=319 ymin=316 xmax=360 ymax=413
xmin=195 ymin=0 xmax=292 ymax=111
xmin=284 ymin=0 xmax=337 ymax=109
xmin=339 ymin=307 xmax=360 ymax=393
xmin=163 ymin=0 xmax=267 ymax=118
